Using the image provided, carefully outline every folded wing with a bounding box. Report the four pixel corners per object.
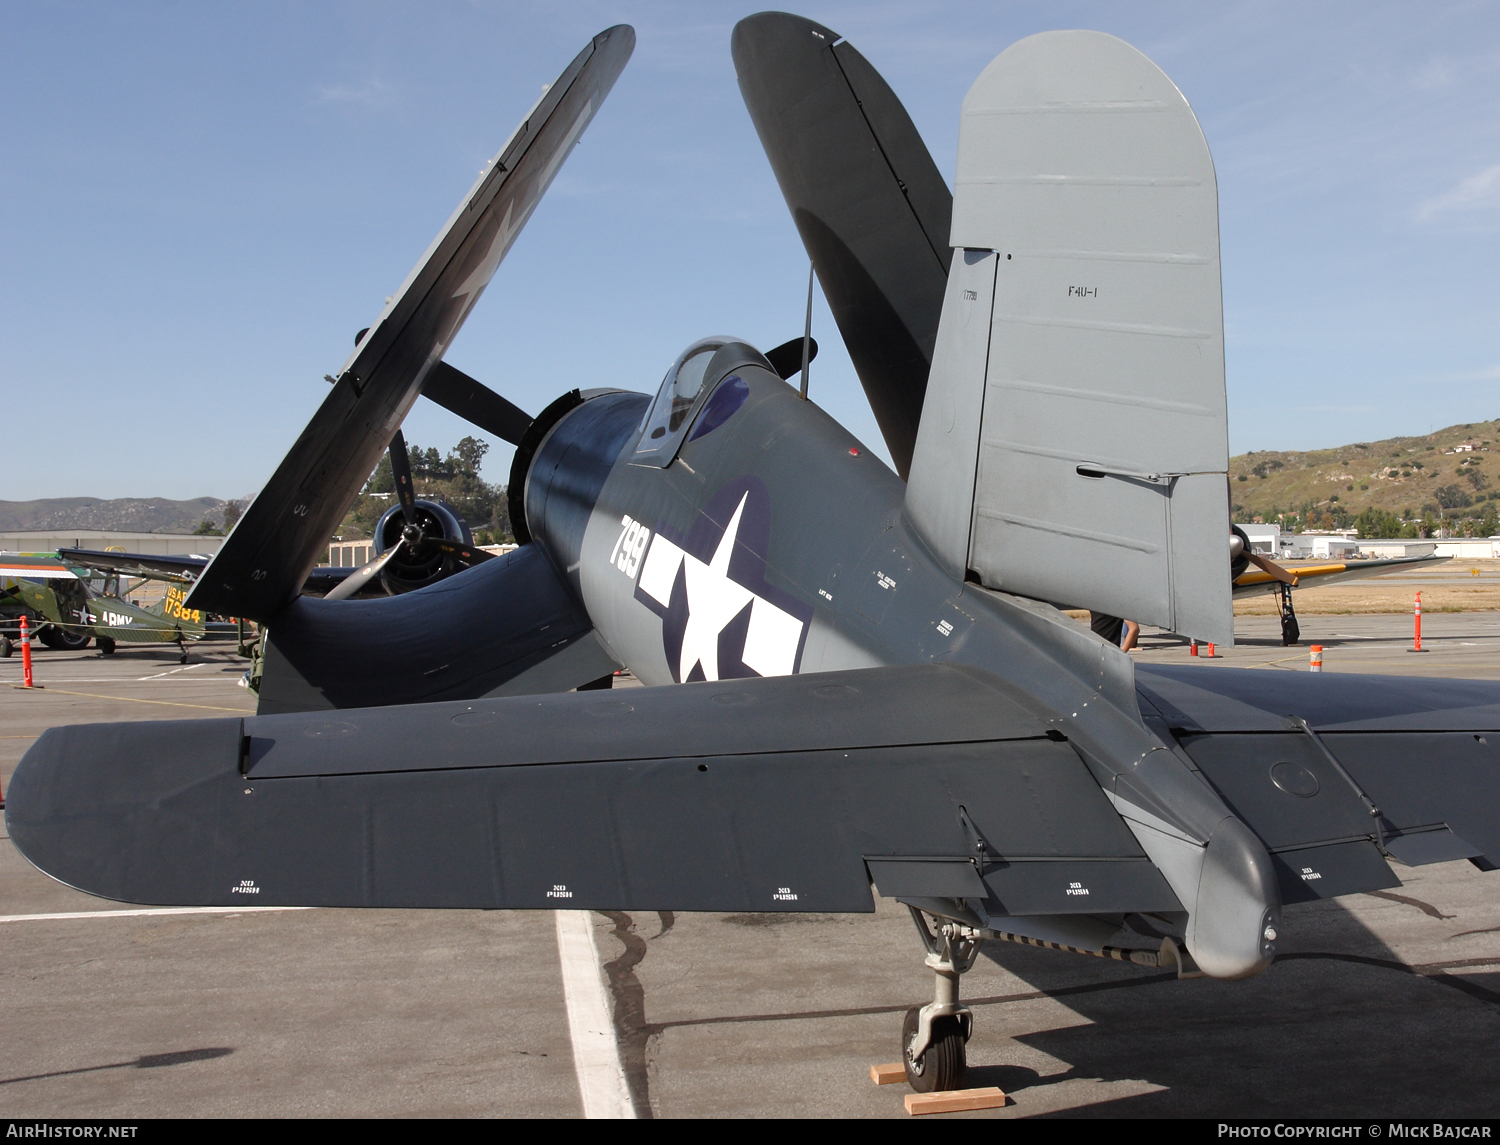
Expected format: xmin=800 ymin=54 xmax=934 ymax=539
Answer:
xmin=733 ymin=12 xmax=952 ymax=479
xmin=185 ymin=26 xmax=634 ymax=621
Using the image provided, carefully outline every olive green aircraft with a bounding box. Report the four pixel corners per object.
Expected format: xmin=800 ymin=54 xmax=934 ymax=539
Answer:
xmin=0 ymin=553 xmax=205 ymax=661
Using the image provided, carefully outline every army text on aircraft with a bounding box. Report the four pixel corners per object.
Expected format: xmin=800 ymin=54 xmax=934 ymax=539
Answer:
xmin=8 ymin=17 xmax=1497 ymax=1094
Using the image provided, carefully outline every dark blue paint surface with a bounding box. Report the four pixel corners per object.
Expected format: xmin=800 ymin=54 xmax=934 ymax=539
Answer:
xmin=688 ymin=376 xmax=749 ymax=442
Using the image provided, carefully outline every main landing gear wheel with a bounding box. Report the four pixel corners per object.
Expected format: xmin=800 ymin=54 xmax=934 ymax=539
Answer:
xmin=1274 ymin=581 xmax=1300 ymax=646
xmin=903 ymin=1006 xmax=967 ymax=1092
xmin=903 ymin=906 xmax=980 ymax=1092
xmin=38 ymin=625 xmax=90 ymax=651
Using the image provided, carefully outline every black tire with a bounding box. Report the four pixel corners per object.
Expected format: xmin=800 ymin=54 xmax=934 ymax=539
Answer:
xmin=902 ymin=1007 xmax=967 ymax=1093
xmin=40 ymin=624 xmax=89 ymax=651
xmin=97 ymin=636 xmax=116 ymax=656
xmin=0 ymin=636 xmax=11 ymax=658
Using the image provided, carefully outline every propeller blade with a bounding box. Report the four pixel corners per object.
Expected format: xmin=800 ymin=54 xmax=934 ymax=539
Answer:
xmin=322 ymin=537 xmax=491 ymax=604
xmin=764 ymin=337 xmax=818 ymax=382
xmin=423 ymin=362 xmax=533 ymax=445
xmin=1247 ymin=550 xmax=1299 ymax=586
xmin=388 ymin=429 xmax=417 ymax=526
xmin=323 ymin=543 xmax=403 ymax=602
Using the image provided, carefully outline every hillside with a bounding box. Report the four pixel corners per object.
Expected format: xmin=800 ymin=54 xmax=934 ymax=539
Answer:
xmin=1230 ymin=418 xmax=1500 ymax=534
xmin=8 ymin=419 xmax=1497 ymax=540
xmin=0 ymin=497 xmax=229 ymax=534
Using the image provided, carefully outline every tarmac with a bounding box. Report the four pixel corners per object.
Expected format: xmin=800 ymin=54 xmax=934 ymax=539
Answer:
xmin=0 ymin=611 xmax=1497 ymax=1118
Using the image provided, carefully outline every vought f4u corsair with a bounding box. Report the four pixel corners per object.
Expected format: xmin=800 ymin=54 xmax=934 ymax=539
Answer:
xmin=10 ymin=15 xmax=1499 ymax=1093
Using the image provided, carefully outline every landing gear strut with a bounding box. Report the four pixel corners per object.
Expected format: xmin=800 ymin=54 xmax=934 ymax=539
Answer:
xmin=904 ymin=907 xmax=980 ymax=1092
xmin=1274 ymin=582 xmax=1300 ymax=646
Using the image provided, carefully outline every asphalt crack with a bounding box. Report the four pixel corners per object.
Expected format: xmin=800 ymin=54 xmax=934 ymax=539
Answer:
xmin=596 ymin=910 xmax=656 ymax=1119
xmin=1364 ymin=890 xmax=1456 ymax=919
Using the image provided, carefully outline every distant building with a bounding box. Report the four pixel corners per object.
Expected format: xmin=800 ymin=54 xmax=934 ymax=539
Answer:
xmin=1283 ymin=532 xmax=1359 ymax=560
xmin=1238 ymin=524 xmax=1282 ymax=555
xmin=1432 ymin=537 xmax=1500 ymax=559
xmin=322 ymin=540 xmax=518 ymax=567
xmin=325 ymin=541 xmax=374 ymax=567
xmin=1360 ymin=541 xmax=1438 ymax=559
xmin=0 ymin=530 xmax=227 ymax=558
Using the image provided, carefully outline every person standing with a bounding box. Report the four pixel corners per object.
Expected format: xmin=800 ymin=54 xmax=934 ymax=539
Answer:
xmin=1089 ymin=613 xmax=1140 ymax=652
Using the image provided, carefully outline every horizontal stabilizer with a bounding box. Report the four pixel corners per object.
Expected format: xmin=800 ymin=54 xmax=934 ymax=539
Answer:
xmin=906 ymin=32 xmax=1231 ymax=642
xmin=8 ymin=664 xmax=1177 ymax=914
xmin=185 ymin=26 xmax=634 ymax=622
xmin=1137 ymin=666 xmax=1500 ymax=895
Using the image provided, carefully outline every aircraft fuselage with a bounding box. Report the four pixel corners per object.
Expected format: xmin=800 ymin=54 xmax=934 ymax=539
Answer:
xmin=523 ymin=355 xmax=1280 ymax=980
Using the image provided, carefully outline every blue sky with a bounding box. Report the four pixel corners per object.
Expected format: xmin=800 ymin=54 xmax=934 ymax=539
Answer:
xmin=3 ymin=1 xmax=1498 ymax=501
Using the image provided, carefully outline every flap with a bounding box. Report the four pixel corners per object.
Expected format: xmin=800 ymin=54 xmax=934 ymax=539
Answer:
xmin=867 ymin=858 xmax=987 ymax=899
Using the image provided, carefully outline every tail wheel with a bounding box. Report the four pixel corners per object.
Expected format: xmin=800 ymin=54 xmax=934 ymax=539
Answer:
xmin=97 ymin=636 xmax=116 ymax=655
xmin=902 ymin=1007 xmax=967 ymax=1093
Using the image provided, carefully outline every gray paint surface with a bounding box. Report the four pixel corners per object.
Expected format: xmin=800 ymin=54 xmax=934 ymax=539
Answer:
xmin=950 ymin=32 xmax=1231 ymax=642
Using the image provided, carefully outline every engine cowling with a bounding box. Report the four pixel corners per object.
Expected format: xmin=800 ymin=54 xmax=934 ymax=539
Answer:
xmin=373 ymin=499 xmax=474 ymax=594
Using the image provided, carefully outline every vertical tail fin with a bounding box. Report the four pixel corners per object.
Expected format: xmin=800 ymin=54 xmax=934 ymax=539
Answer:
xmin=906 ymin=31 xmax=1232 ymax=644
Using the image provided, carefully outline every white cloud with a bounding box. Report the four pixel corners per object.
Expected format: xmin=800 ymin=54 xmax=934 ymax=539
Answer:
xmin=1417 ymin=163 xmax=1500 ymax=220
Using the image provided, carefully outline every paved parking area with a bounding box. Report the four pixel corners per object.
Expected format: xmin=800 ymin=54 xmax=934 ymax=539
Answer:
xmin=1 ymin=626 xmax=1497 ymax=1118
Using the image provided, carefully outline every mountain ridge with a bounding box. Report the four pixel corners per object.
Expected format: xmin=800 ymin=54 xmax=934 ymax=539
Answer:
xmin=0 ymin=497 xmax=231 ymax=534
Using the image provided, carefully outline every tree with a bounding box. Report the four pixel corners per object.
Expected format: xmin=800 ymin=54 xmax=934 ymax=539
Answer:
xmin=451 ymin=436 xmax=489 ymax=477
xmin=1482 ymin=502 xmax=1499 ymax=537
xmin=223 ymin=499 xmax=245 ymax=532
xmin=340 ymin=434 xmax=515 ymax=544
xmin=1435 ymin=485 xmax=1473 ymax=510
xmin=193 ymin=518 xmax=223 ymax=536
xmin=364 ymin=453 xmax=394 ymax=494
xmin=1353 ymin=507 xmax=1401 ymax=539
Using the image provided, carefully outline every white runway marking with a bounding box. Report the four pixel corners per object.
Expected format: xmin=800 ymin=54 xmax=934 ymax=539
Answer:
xmin=0 ymin=677 xmax=244 ymax=685
xmin=554 ymin=910 xmax=634 ymax=1119
xmin=138 ymin=664 xmax=205 ymax=680
xmin=0 ymin=906 xmax=312 ymax=923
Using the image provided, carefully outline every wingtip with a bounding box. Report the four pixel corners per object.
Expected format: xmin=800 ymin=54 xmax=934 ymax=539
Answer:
xmin=732 ymin=11 xmax=840 ymax=70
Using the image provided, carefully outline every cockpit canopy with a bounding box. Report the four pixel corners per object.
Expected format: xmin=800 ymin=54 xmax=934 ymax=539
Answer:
xmin=632 ymin=336 xmax=776 ymax=467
